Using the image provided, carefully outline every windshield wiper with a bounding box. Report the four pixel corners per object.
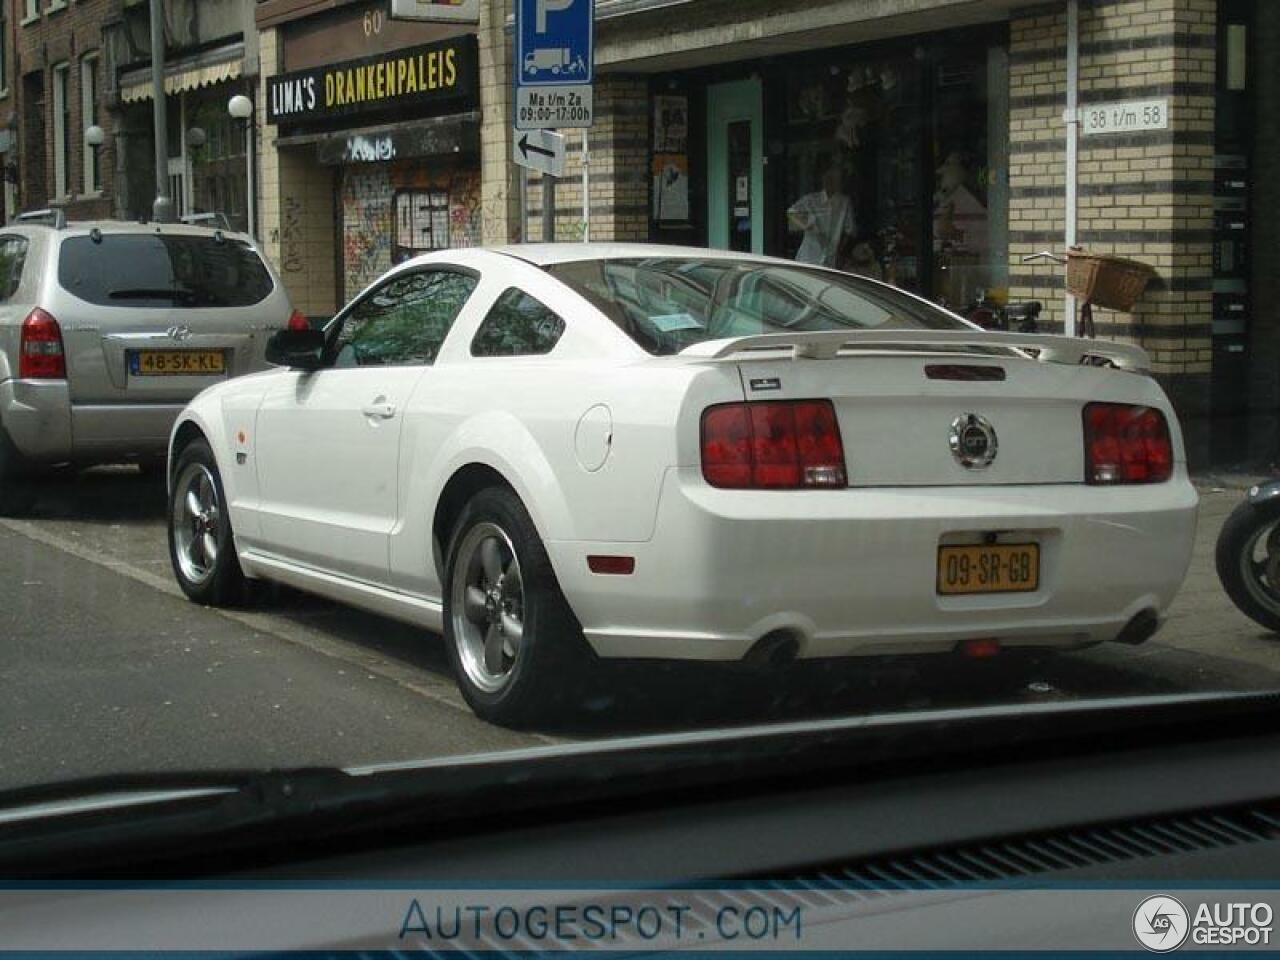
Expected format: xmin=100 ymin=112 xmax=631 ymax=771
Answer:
xmin=107 ymin=287 xmax=203 ymax=305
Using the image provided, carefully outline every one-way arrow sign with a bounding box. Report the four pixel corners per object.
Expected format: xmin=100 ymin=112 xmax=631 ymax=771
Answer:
xmin=512 ymin=128 xmax=566 ymax=177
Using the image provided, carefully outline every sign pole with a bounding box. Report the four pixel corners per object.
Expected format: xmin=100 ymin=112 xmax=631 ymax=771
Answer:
xmin=581 ymin=129 xmax=590 ymax=242
xmin=542 ymin=174 xmax=555 ymax=242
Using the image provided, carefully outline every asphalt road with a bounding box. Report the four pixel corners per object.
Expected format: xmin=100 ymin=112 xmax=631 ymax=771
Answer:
xmin=3 ymin=468 xmax=1280 ymax=791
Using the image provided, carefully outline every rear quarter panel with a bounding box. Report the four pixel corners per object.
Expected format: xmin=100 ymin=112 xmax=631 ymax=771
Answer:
xmin=385 ymin=258 xmax=745 ymax=598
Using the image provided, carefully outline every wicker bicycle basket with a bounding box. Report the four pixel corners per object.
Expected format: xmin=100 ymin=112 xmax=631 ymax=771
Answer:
xmin=1065 ymin=250 xmax=1155 ymax=312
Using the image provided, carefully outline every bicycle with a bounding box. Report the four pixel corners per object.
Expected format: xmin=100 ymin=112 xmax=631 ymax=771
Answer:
xmin=1022 ymin=248 xmax=1155 ymax=339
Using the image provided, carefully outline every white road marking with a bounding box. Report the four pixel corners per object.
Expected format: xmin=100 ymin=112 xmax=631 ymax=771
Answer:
xmin=0 ymin=516 xmax=560 ymax=745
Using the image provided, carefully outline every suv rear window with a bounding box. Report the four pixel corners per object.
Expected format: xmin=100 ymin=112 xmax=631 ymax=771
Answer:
xmin=58 ymin=234 xmax=274 ymax=308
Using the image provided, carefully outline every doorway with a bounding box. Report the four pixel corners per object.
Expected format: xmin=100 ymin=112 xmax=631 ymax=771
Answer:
xmin=706 ymin=77 xmax=763 ymax=254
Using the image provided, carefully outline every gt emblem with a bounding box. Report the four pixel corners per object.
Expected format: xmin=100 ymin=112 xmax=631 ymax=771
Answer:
xmin=949 ymin=413 xmax=998 ymax=469
xmin=167 ymin=325 xmax=193 ymax=342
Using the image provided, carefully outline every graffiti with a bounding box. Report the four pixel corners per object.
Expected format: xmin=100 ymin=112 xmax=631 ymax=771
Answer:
xmin=281 ymin=195 xmax=306 ymax=274
xmin=344 ymin=135 xmax=396 ymax=164
xmin=342 ymin=167 xmax=394 ymax=296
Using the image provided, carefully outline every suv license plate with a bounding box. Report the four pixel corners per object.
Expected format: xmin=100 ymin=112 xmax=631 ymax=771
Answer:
xmin=130 ymin=350 xmax=225 ymax=376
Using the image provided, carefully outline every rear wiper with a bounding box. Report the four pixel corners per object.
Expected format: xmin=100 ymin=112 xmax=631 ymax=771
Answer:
xmin=107 ymin=287 xmax=202 ymax=304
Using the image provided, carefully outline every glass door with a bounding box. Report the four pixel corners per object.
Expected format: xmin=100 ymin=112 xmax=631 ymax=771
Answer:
xmin=707 ymin=77 xmax=763 ymax=254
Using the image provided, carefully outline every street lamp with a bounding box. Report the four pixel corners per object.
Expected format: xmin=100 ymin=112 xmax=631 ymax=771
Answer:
xmin=227 ymin=95 xmax=255 ymax=240
xmin=85 ymin=125 xmax=105 ymax=198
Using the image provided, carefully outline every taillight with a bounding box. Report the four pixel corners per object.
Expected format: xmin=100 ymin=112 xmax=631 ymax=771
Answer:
xmin=701 ymin=400 xmax=846 ymax=489
xmin=19 ymin=308 xmax=65 ymax=379
xmin=1083 ymin=402 xmax=1172 ymax=484
xmin=287 ymin=309 xmax=309 ymax=331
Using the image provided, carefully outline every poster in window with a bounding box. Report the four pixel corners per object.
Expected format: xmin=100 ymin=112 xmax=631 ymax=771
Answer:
xmin=652 ymin=154 xmax=689 ymax=223
xmin=653 ymin=96 xmax=688 ymax=154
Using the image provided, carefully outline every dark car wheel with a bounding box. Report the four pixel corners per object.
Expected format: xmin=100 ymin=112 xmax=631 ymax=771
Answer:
xmin=0 ymin=426 xmax=36 ymax=516
xmin=443 ymin=485 xmax=590 ymax=728
xmin=168 ymin=439 xmax=248 ymax=606
xmin=1216 ymin=497 xmax=1280 ymax=634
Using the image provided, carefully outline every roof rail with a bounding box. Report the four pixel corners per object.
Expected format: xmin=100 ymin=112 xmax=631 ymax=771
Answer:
xmin=15 ymin=209 xmax=67 ymax=229
xmin=180 ymin=212 xmax=232 ymax=230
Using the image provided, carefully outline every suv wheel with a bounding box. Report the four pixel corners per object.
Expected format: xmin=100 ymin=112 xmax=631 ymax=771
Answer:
xmin=0 ymin=427 xmax=36 ymax=516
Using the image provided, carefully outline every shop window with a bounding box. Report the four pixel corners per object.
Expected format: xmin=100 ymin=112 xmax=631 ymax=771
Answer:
xmin=778 ymin=36 xmax=1009 ymax=313
xmin=471 ymin=288 xmax=566 ymax=357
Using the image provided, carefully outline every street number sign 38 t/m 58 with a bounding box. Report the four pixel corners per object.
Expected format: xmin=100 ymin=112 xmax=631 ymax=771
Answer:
xmin=515 ymin=0 xmax=594 ymax=130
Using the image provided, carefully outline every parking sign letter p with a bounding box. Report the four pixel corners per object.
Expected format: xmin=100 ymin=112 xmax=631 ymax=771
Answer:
xmin=536 ymin=0 xmax=573 ymax=33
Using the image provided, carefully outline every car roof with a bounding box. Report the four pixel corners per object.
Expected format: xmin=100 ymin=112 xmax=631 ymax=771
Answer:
xmin=489 ymin=242 xmax=798 ymax=268
xmin=2 ymin=219 xmax=256 ymax=244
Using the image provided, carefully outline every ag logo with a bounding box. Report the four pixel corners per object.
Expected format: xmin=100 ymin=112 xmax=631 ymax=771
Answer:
xmin=1133 ymin=895 xmax=1190 ymax=952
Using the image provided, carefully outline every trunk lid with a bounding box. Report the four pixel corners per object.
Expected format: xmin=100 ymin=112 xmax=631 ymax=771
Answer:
xmin=686 ymin=330 xmax=1160 ymax=488
xmin=50 ymin=229 xmax=289 ymax=405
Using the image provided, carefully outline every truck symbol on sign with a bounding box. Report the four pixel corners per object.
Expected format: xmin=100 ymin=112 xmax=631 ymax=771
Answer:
xmin=524 ymin=48 xmax=571 ymax=75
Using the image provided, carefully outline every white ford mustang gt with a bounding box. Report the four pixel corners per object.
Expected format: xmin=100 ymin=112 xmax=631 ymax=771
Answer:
xmin=167 ymin=244 xmax=1198 ymax=726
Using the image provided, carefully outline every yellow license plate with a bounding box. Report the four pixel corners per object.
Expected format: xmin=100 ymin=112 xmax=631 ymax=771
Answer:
xmin=132 ymin=350 xmax=225 ymax=376
xmin=937 ymin=543 xmax=1040 ymax=596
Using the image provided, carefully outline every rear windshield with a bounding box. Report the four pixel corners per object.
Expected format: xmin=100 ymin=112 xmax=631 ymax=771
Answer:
xmin=546 ymin=257 xmax=969 ymax=356
xmin=58 ymin=234 xmax=274 ymax=309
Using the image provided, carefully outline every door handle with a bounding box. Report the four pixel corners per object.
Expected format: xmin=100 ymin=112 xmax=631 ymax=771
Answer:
xmin=361 ymin=399 xmax=397 ymax=420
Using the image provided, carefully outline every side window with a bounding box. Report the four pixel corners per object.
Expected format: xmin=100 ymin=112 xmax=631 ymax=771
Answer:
xmin=332 ymin=270 xmax=477 ymax=368
xmin=471 ymin=287 xmax=566 ymax=357
xmin=0 ymin=237 xmax=29 ymax=302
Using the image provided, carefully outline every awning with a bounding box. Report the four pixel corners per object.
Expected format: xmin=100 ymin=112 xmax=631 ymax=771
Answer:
xmin=119 ymin=43 xmax=245 ymax=103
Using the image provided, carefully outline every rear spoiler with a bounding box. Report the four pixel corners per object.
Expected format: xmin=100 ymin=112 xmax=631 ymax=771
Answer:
xmin=678 ymin=330 xmax=1151 ymax=373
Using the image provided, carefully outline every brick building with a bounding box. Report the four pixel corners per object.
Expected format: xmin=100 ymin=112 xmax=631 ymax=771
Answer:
xmin=11 ymin=0 xmax=125 ymax=221
xmin=476 ymin=0 xmax=1277 ymax=466
xmin=4 ymin=0 xmax=258 ymax=227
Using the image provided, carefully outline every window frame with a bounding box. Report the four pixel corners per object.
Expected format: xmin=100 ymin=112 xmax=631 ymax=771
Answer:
xmin=470 ymin=286 xmax=568 ymax=358
xmin=80 ymin=54 xmax=100 ymax=195
xmin=324 ymin=265 xmax=480 ymax=369
xmin=0 ymin=5 xmax=9 ymax=96
xmin=51 ymin=62 xmax=70 ymax=200
xmin=21 ymin=0 xmax=38 ymax=25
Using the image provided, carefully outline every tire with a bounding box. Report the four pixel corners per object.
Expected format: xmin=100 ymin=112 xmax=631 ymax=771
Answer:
xmin=1215 ymin=497 xmax=1280 ymax=633
xmin=167 ymin=439 xmax=248 ymax=606
xmin=443 ymin=485 xmax=589 ymax=727
xmin=0 ymin=426 xmax=36 ymax=516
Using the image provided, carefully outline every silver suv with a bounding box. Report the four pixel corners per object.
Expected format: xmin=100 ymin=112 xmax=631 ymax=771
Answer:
xmin=0 ymin=214 xmax=298 ymax=511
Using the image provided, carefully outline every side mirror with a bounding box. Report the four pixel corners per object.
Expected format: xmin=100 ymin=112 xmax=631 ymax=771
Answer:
xmin=265 ymin=328 xmax=326 ymax=370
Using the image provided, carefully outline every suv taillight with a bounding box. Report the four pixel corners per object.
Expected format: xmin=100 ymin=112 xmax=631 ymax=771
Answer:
xmin=19 ymin=308 xmax=66 ymax=379
xmin=701 ymin=400 xmax=847 ymax=489
xmin=1083 ymin=403 xmax=1172 ymax=484
xmin=287 ymin=309 xmax=309 ymax=331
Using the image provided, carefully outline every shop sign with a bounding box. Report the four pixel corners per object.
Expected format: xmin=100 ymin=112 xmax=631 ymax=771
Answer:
xmin=1081 ymin=98 xmax=1169 ymax=136
xmin=267 ymin=36 xmax=477 ymax=125
xmin=390 ymin=0 xmax=479 ymax=22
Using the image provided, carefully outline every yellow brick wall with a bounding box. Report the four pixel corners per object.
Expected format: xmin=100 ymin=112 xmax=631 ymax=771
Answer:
xmin=1009 ymin=0 xmax=1216 ymax=414
xmin=257 ymin=27 xmax=339 ymax=319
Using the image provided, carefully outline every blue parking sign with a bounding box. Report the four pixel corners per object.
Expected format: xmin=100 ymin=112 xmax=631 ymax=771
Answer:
xmin=516 ymin=0 xmax=593 ymax=86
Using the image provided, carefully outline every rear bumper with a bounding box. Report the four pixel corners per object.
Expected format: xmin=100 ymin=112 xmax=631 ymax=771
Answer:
xmin=548 ymin=468 xmax=1199 ymax=661
xmin=0 ymin=379 xmax=72 ymax=462
xmin=0 ymin=378 xmax=180 ymax=463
